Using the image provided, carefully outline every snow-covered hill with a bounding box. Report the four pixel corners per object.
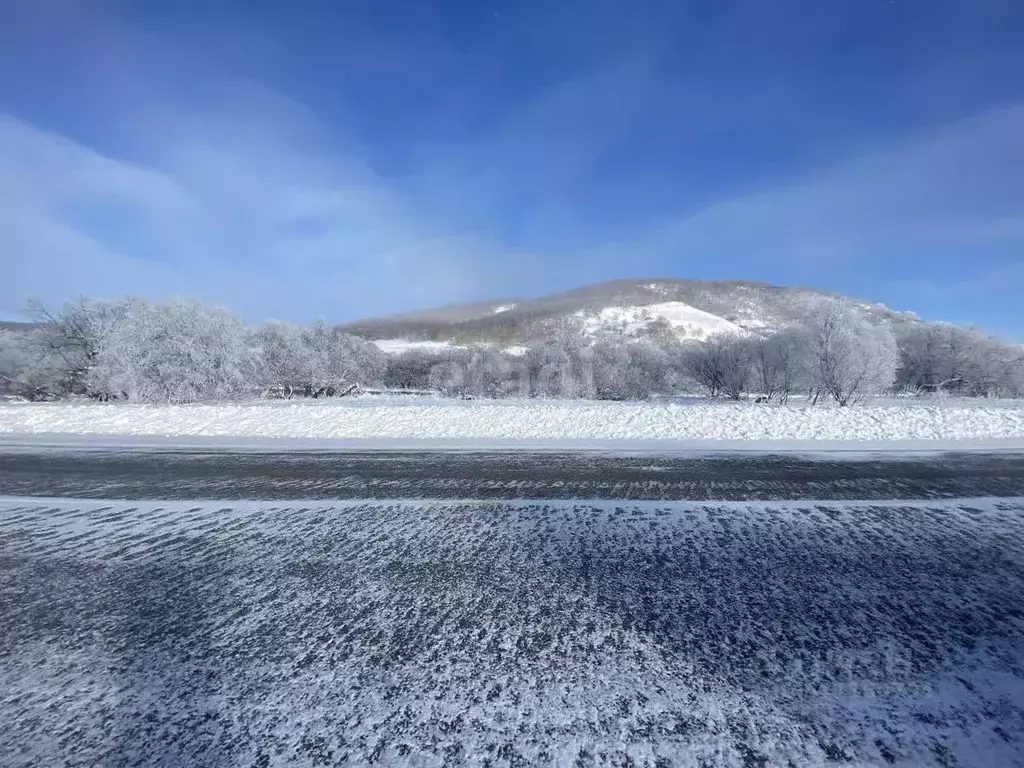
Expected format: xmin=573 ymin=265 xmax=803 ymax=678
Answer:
xmin=367 ymin=298 xmax=749 ymax=353
xmin=340 ymin=278 xmax=918 ymax=350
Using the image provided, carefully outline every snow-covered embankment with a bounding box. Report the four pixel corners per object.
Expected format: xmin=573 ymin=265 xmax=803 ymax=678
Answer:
xmin=2 ymin=398 xmax=1024 ymax=449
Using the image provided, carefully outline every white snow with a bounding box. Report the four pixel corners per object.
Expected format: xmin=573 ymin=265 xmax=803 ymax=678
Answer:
xmin=371 ymin=339 xmax=461 ymax=355
xmin=2 ymin=398 xmax=1024 ymax=448
xmin=581 ymin=301 xmax=747 ymax=339
xmin=491 ymin=303 xmax=516 ymax=314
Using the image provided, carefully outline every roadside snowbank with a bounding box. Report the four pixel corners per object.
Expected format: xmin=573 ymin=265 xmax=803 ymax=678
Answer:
xmin=2 ymin=397 xmax=1024 ymax=446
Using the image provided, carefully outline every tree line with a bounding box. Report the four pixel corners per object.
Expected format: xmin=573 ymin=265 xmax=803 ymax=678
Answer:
xmin=1 ymin=296 xmax=1021 ymax=405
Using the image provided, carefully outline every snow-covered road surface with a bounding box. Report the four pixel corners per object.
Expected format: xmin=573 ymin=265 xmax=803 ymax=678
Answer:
xmin=2 ymin=497 xmax=1023 ymax=766
xmin=3 ymin=397 xmax=1024 ymax=448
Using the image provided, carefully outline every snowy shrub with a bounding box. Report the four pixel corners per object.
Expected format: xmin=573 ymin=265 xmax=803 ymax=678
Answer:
xmin=591 ymin=337 xmax=632 ymax=399
xmin=750 ymin=327 xmax=810 ymax=403
xmin=91 ymin=299 xmax=256 ymax=403
xmin=425 ymin=347 xmax=528 ymax=399
xmin=251 ymin=321 xmax=314 ymax=394
xmin=0 ymin=329 xmax=68 ymax=400
xmin=384 ymin=349 xmax=439 ymax=390
xmin=428 ymin=360 xmax=468 ymax=397
xmin=527 ymin=340 xmax=595 ymax=399
xmin=464 ymin=346 xmax=516 ymax=398
xmin=896 ymin=322 xmax=1024 ymax=398
xmin=805 ymin=300 xmax=898 ymax=406
xmin=20 ymin=297 xmax=134 ymax=398
xmin=677 ymin=334 xmax=753 ymax=400
xmin=301 ymin=322 xmax=386 ymax=392
xmin=250 ymin=321 xmax=385 ymax=396
xmin=592 ymin=337 xmax=672 ymax=400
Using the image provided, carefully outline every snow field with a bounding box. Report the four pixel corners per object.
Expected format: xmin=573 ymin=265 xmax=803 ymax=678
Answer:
xmin=2 ymin=397 xmax=1024 ymax=444
xmin=581 ymin=301 xmax=749 ymax=338
xmin=371 ymin=339 xmax=462 ymax=354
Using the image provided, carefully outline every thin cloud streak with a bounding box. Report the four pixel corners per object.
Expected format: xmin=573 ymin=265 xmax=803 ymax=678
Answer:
xmin=0 ymin=114 xmax=525 ymax=322
xmin=603 ymin=101 xmax=1024 ymax=267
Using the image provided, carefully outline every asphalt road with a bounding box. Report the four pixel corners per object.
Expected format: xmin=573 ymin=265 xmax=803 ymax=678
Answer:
xmin=2 ymin=496 xmax=1022 ymax=766
xmin=2 ymin=448 xmax=1024 ymax=500
xmin=2 ymin=449 xmax=1023 ymax=766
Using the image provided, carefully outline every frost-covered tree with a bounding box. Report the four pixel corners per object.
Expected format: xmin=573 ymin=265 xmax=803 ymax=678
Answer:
xmin=384 ymin=348 xmax=449 ymax=390
xmin=0 ymin=329 xmax=67 ymax=400
xmin=1005 ymin=352 xmax=1024 ymax=398
xmin=304 ymin=323 xmax=385 ymax=392
xmin=428 ymin=358 xmax=468 ymax=397
xmin=527 ymin=340 xmax=594 ymax=399
xmin=592 ymin=337 xmax=672 ymax=400
xmin=301 ymin=322 xmax=347 ymax=393
xmin=464 ymin=346 xmax=516 ymax=398
xmin=0 ymin=331 xmax=25 ymax=396
xmin=22 ymin=297 xmax=133 ymax=397
xmin=896 ymin=322 xmax=1024 ymax=398
xmin=631 ymin=339 xmax=675 ymax=397
xmin=526 ymin=318 xmax=595 ymax=399
xmin=959 ymin=335 xmax=1024 ymax=398
xmin=340 ymin=333 xmax=387 ymax=388
xmin=750 ymin=327 xmax=809 ymax=403
xmin=896 ymin=322 xmax=974 ymax=394
xmin=677 ymin=334 xmax=752 ymax=400
xmin=718 ymin=336 xmax=754 ymax=400
xmin=638 ymin=317 xmax=678 ymax=346
xmin=251 ymin=321 xmax=386 ymax=396
xmin=591 ymin=337 xmax=631 ymax=399
xmin=251 ymin=321 xmax=314 ymax=395
xmin=90 ymin=299 xmax=256 ymax=403
xmin=804 ymin=300 xmax=898 ymax=406
xmin=677 ymin=341 xmax=722 ymax=398
xmin=426 ymin=346 xmax=526 ymax=399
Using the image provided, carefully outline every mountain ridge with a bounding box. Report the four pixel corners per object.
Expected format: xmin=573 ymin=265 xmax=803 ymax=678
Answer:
xmin=339 ymin=278 xmax=920 ymax=347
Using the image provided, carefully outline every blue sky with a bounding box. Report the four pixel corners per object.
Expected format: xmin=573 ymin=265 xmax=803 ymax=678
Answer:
xmin=1 ymin=0 xmax=1022 ymax=335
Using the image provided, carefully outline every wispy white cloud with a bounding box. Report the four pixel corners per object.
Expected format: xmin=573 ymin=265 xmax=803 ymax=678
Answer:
xmin=4 ymin=94 xmax=1021 ymax=325
xmin=0 ymin=3 xmax=550 ymax=320
xmin=604 ymin=101 xmax=1024 ymax=268
xmin=0 ymin=111 xmax=527 ymax=322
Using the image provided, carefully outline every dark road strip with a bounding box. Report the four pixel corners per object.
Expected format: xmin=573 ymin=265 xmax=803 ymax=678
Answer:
xmin=2 ymin=448 xmax=1024 ymax=500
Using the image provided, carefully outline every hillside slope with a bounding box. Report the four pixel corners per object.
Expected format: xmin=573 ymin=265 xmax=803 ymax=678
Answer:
xmin=340 ymin=278 xmax=919 ymax=349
